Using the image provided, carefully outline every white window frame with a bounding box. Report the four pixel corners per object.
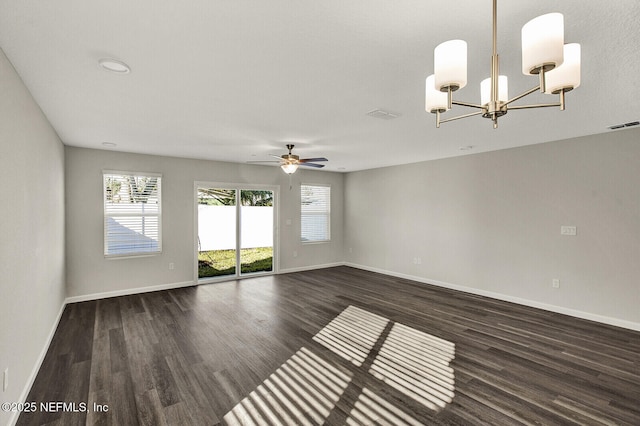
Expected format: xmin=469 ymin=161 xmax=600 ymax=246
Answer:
xmin=103 ymin=170 xmax=162 ymax=258
xmin=301 ymin=183 xmax=331 ymax=243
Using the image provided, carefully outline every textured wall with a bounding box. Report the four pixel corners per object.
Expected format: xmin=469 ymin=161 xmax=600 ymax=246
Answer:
xmin=345 ymin=129 xmax=640 ymax=328
xmin=0 ymin=48 xmax=66 ymax=426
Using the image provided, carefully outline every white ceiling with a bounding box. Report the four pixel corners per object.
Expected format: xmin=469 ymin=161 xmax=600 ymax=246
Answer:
xmin=1 ymin=1 xmax=639 ymax=172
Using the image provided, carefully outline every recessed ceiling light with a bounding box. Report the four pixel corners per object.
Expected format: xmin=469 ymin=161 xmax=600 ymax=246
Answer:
xmin=102 ymin=142 xmax=117 ymax=148
xmin=98 ymin=58 xmax=131 ymax=74
xmin=459 ymin=145 xmax=474 ymax=151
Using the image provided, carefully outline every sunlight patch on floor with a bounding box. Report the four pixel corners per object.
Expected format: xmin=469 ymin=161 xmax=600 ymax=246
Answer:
xmin=369 ymin=322 xmax=456 ymax=410
xmin=224 ymin=305 xmax=456 ymax=425
xmin=312 ymin=305 xmax=389 ymax=367
xmin=223 ymin=347 xmax=352 ymax=426
xmin=347 ymin=387 xmax=424 ymax=426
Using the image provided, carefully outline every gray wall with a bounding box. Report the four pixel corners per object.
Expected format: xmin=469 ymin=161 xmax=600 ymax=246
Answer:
xmin=344 ymin=128 xmax=640 ymax=328
xmin=0 ymin=48 xmax=66 ymax=426
xmin=65 ymin=147 xmax=344 ymax=298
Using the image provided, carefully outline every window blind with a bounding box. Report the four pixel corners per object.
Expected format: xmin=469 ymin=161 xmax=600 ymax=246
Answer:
xmin=301 ymin=184 xmax=330 ymax=242
xmin=103 ymin=172 xmax=162 ymax=256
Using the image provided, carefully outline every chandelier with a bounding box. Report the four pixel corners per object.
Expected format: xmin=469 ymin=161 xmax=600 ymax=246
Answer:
xmin=425 ymin=0 xmax=581 ymax=129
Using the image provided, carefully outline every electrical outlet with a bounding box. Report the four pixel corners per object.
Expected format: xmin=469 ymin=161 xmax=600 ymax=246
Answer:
xmin=169 ymin=262 xmax=175 ymax=270
xmin=552 ymin=279 xmax=560 ymax=288
xmin=3 ymin=368 xmax=8 ymax=392
xmin=293 ymin=250 xmax=298 ymax=258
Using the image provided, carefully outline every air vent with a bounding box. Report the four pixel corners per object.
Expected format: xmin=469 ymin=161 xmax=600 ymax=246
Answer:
xmin=608 ymin=121 xmax=639 ymax=130
xmin=366 ymin=109 xmax=401 ymax=120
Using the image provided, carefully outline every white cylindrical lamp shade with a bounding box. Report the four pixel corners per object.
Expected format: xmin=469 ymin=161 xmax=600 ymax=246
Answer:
xmin=434 ymin=40 xmax=467 ymax=91
xmin=425 ymin=75 xmax=448 ymax=113
xmin=481 ymin=75 xmax=509 ymax=105
xmin=545 ymin=43 xmax=581 ymax=94
xmin=522 ymin=13 xmax=564 ymax=75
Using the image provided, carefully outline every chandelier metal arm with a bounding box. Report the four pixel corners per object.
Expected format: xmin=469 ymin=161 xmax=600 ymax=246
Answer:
xmin=436 ymin=110 xmax=484 ymax=128
xmin=507 ymin=88 xmax=566 ymax=111
xmin=446 ymin=85 xmax=562 ymax=113
xmin=503 ymin=85 xmax=541 ymax=107
xmin=452 ymin=100 xmax=484 ymax=109
xmin=508 ymin=102 xmax=561 ymax=110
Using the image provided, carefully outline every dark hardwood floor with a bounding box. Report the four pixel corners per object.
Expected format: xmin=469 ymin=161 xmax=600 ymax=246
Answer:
xmin=17 ymin=266 xmax=640 ymax=425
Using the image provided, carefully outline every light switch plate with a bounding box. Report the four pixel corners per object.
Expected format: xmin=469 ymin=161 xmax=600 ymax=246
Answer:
xmin=561 ymin=226 xmax=577 ymax=236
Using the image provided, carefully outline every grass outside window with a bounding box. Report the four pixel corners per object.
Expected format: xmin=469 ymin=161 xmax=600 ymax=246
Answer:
xmin=198 ymin=247 xmax=273 ymax=278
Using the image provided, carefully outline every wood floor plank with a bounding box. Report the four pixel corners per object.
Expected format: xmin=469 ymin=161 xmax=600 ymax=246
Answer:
xmin=17 ymin=266 xmax=640 ymax=425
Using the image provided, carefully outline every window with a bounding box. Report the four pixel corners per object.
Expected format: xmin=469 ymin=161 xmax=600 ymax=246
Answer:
xmin=301 ymin=184 xmax=330 ymax=242
xmin=103 ymin=172 xmax=162 ymax=257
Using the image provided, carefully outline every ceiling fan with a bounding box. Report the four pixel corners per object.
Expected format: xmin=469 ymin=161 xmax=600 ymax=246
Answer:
xmin=250 ymin=144 xmax=328 ymax=174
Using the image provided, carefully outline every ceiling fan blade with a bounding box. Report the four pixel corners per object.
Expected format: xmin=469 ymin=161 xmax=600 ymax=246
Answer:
xmin=300 ymin=163 xmax=325 ymax=168
xmin=299 ymin=157 xmax=328 ymax=163
xmin=246 ymin=160 xmax=280 ymax=164
xmin=269 ymin=154 xmax=284 ymax=160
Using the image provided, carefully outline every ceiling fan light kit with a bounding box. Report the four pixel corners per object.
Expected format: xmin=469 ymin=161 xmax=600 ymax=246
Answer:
xmin=279 ymin=145 xmax=301 ymax=174
xmin=425 ymin=0 xmax=581 ymax=129
xmin=280 ymin=163 xmax=299 ymax=174
xmin=248 ymin=144 xmax=328 ymax=175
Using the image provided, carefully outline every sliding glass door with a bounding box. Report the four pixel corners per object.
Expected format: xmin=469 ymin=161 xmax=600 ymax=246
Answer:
xmin=196 ymin=184 xmax=276 ymax=282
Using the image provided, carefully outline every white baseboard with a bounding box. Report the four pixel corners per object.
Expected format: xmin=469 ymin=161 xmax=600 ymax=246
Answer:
xmin=66 ymin=268 xmax=351 ymax=306
xmin=65 ymin=280 xmax=196 ymax=304
xmin=279 ymin=261 xmax=346 ymax=275
xmin=345 ymin=262 xmax=640 ymax=332
xmin=9 ymin=301 xmax=66 ymax=426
